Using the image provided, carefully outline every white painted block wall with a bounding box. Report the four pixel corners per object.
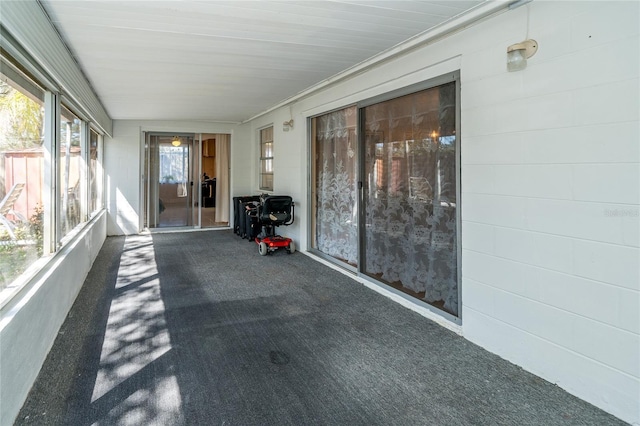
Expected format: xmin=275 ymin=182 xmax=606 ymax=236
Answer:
xmin=461 ymin=2 xmax=639 ymax=424
xmin=243 ymin=2 xmax=639 ymax=423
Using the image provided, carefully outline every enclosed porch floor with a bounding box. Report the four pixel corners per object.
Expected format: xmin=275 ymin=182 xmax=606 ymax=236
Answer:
xmin=16 ymin=230 xmax=624 ymax=425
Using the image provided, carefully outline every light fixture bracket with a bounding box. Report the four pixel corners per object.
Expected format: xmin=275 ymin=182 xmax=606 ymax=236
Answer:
xmin=282 ymin=119 xmax=294 ymax=132
xmin=507 ymin=39 xmax=538 ymax=59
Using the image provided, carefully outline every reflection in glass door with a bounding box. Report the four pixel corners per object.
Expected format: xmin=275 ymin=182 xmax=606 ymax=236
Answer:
xmin=145 ymin=134 xmax=194 ymax=229
xmin=362 ymin=81 xmax=459 ymax=317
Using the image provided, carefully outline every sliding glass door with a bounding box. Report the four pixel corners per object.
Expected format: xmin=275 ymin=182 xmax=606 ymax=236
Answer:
xmin=311 ymin=74 xmax=460 ymax=320
xmin=362 ymin=80 xmax=459 ymax=317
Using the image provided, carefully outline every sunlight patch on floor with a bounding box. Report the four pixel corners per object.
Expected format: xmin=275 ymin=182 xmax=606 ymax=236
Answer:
xmin=90 ymin=234 xmax=182 ymax=423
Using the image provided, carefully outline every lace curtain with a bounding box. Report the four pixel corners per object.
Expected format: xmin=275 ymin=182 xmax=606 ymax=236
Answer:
xmin=313 ymin=106 xmax=358 ymax=265
xmin=363 ymin=83 xmax=458 ymax=316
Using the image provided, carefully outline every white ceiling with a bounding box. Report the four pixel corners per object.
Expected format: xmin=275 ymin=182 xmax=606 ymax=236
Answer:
xmin=40 ymin=0 xmax=485 ymax=123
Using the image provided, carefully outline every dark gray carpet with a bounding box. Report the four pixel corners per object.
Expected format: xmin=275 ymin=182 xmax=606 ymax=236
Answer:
xmin=15 ymin=230 xmax=625 ymax=425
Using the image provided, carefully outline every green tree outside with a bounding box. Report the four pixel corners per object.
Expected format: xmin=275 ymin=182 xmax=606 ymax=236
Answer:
xmin=0 ymin=81 xmax=43 ymax=150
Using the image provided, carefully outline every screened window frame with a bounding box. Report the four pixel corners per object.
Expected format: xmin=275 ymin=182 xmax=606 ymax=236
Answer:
xmin=88 ymin=126 xmax=104 ymax=217
xmin=0 ymin=50 xmax=107 ymax=308
xmin=58 ymin=104 xmax=84 ymax=241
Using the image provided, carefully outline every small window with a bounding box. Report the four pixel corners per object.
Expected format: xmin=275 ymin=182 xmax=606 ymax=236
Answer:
xmin=259 ymin=126 xmax=273 ymax=191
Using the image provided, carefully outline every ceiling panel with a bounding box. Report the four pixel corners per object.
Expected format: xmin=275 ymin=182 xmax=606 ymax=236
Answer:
xmin=39 ymin=0 xmax=484 ymax=122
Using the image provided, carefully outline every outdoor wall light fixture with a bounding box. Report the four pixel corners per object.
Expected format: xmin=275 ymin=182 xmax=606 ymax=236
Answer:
xmin=282 ymin=119 xmax=294 ymax=132
xmin=171 ymin=137 xmax=181 ymax=147
xmin=507 ymin=39 xmax=538 ymax=72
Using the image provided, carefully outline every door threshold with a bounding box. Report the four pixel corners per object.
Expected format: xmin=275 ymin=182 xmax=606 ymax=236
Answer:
xmin=147 ymin=226 xmax=231 ymax=234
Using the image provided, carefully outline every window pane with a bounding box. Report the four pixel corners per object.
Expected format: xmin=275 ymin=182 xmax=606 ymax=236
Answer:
xmin=159 ymin=145 xmax=189 ymax=184
xmin=0 ymin=67 xmax=45 ymax=296
xmin=363 ymin=82 xmax=459 ymax=316
xmin=60 ymin=108 xmax=82 ymax=237
xmin=261 ymin=141 xmax=272 ymax=158
xmin=260 ymin=127 xmax=273 ymax=143
xmin=260 ymin=173 xmax=273 ymax=190
xmin=261 ymin=158 xmax=273 ymax=174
